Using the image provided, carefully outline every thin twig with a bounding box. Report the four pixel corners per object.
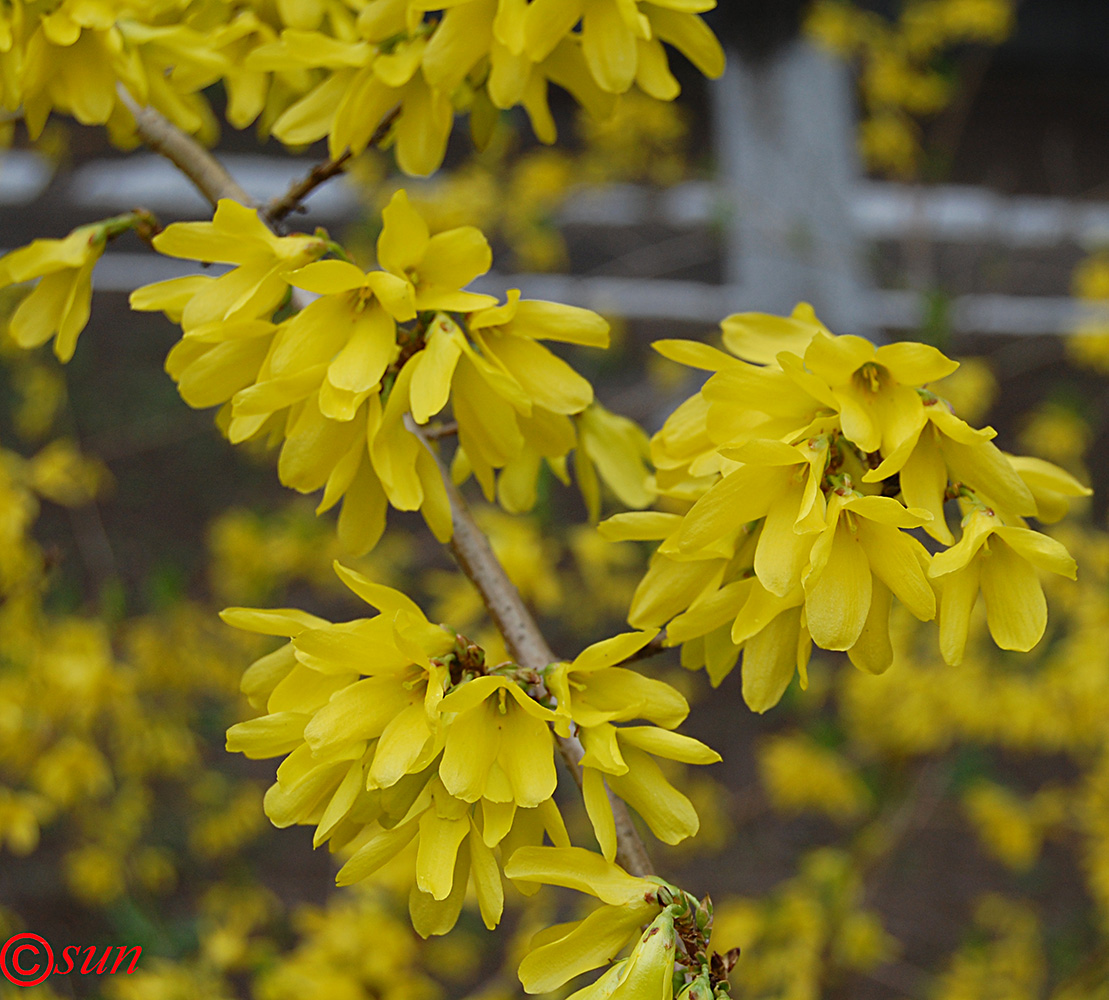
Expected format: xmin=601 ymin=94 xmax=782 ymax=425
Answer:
xmin=406 ymin=416 xmax=656 ymax=878
xmin=265 ymin=150 xmax=352 ymax=226
xmin=422 ymin=421 xmax=459 ymax=441
xmin=116 ymin=86 xmax=257 ymax=210
xmin=265 ymin=105 xmax=403 ymax=227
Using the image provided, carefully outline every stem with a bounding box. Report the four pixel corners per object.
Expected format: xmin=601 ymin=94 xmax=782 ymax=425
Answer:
xmin=406 ymin=417 xmax=656 ymax=878
xmin=264 ymin=105 xmax=402 ymax=227
xmin=116 ymin=87 xmax=257 ymax=209
xmin=265 ymin=150 xmax=352 ymax=227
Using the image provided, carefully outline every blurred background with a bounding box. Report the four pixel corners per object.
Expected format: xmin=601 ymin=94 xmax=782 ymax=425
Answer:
xmin=1 ymin=0 xmax=1109 ymax=997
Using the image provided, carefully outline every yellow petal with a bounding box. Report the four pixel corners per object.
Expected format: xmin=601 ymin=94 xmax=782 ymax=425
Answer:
xmin=417 ymin=807 xmax=470 ymax=900
xmin=645 ymin=6 xmax=724 ymax=78
xmin=847 ymin=578 xmax=894 ymax=675
xmin=225 ymin=712 xmax=308 ymax=759
xmin=510 ymin=299 xmax=610 ymax=347
xmin=524 ymin=0 xmax=584 ymax=61
xmin=499 ymin=700 xmax=558 ymax=807
xmin=875 ymin=340 xmax=959 ymax=385
xmin=606 ymin=746 xmax=699 ymax=845
xmin=503 ymin=846 xmax=648 ymax=905
xmin=409 ymin=836 xmax=470 ymax=937
xmin=336 ymin=818 xmax=419 ymax=885
xmin=980 ymin=539 xmax=1047 ymax=652
xmin=754 ymin=481 xmax=815 ymax=597
xmin=583 ymin=0 xmax=638 ymax=93
xmin=859 ymin=522 xmax=936 ymax=622
xmin=617 ymin=727 xmax=721 ymax=765
xmin=519 ymin=899 xmax=658 ymax=994
xmin=580 ymin=723 xmax=628 ymax=775
xmin=804 ymin=522 xmax=872 ymax=651
xmin=468 ymin=815 xmax=504 ymax=930
xmin=420 ymin=226 xmax=493 ymax=290
xmin=220 ymin=607 xmax=329 ymax=636
xmin=938 ymin=561 xmax=980 ymax=666
xmin=483 ymin=334 xmax=593 ymax=415
xmin=480 ymin=798 xmax=516 ymax=847
xmin=369 ymin=701 xmax=434 ymax=788
xmin=582 ymin=767 xmax=618 ymax=862
xmin=287 ymin=259 xmax=367 ymax=294
xmin=899 ymin=425 xmax=954 ymax=544
xmin=571 ymin=630 xmax=661 ymax=673
xmin=409 ymin=318 xmax=464 ymax=424
xmin=741 ymin=606 xmax=803 ymax=713
xmin=378 ymin=189 xmax=430 ymax=275
xmin=598 ymin=512 xmax=683 ymax=541
xmin=327 ymin=302 xmax=397 ymax=392
xmin=440 ymin=697 xmax=501 ymax=802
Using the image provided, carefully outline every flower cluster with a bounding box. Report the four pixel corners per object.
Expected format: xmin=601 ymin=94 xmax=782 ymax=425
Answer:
xmin=130 ymin=193 xmax=640 ymax=553
xmin=602 ymin=305 xmax=1090 ymax=711
xmin=1 ymin=0 xmax=723 ymax=174
xmin=223 ymin=562 xmax=719 ymax=936
xmin=246 ymin=0 xmax=724 ymax=174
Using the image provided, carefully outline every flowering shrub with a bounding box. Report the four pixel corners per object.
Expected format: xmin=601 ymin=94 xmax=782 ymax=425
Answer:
xmin=0 ymin=2 xmax=1103 ymax=998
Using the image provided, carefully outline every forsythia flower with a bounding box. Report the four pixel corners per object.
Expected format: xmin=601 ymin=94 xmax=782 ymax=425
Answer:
xmin=134 ymin=193 xmax=648 ymax=553
xmin=929 ymin=507 xmax=1077 ymax=665
xmin=507 ymin=847 xmax=726 ymax=1000
xmin=2 ymin=0 xmax=725 ymax=173
xmin=507 ymin=846 xmax=666 ymax=994
xmin=222 ymin=566 xmax=716 ymax=936
xmin=244 ymin=0 xmax=724 ymax=175
xmin=547 ymin=630 xmax=720 ymax=859
xmin=603 ymin=304 xmax=1089 ymax=712
xmin=0 ymin=226 xmax=107 ymax=362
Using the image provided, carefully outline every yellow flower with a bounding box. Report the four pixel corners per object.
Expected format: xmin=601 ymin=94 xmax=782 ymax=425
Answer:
xmin=614 ymin=304 xmax=1085 ymax=709
xmin=575 ymin=402 xmax=657 ymax=522
xmin=802 ymin=332 xmax=959 ymax=455
xmin=0 ymin=226 xmax=106 ymax=361
xmin=803 ymin=491 xmax=936 ymax=659
xmin=437 ymin=675 xmax=559 ymax=809
xmin=137 ymin=193 xmax=617 ymax=550
xmin=503 ymin=849 xmax=681 ymax=1000
xmin=524 ymin=0 xmax=724 ymax=96
xmin=139 ymin=199 xmax=327 ymax=330
xmin=337 ymin=780 xmax=571 ymax=936
xmin=929 ymin=508 xmax=1077 ymax=664
xmin=862 ymin=395 xmax=1035 ymax=544
xmin=372 ymin=189 xmax=494 ymax=315
xmin=547 ymin=630 xmax=721 ymax=858
xmin=223 ymin=561 xmax=588 ymax=934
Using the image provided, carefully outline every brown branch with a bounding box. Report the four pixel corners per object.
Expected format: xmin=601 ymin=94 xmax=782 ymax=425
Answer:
xmin=422 ymin=421 xmax=459 ymax=442
xmin=265 ymin=150 xmax=352 ymax=226
xmin=265 ymin=105 xmax=403 ymax=227
xmin=406 ymin=416 xmax=656 ymax=878
xmin=116 ymin=87 xmax=257 ymax=210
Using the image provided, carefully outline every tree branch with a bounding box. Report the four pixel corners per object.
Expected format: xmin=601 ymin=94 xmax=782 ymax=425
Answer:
xmin=116 ymin=87 xmax=257 ymax=210
xmin=264 ymin=105 xmax=402 ymax=227
xmin=406 ymin=417 xmax=656 ymax=878
xmin=265 ymin=150 xmax=352 ymax=227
